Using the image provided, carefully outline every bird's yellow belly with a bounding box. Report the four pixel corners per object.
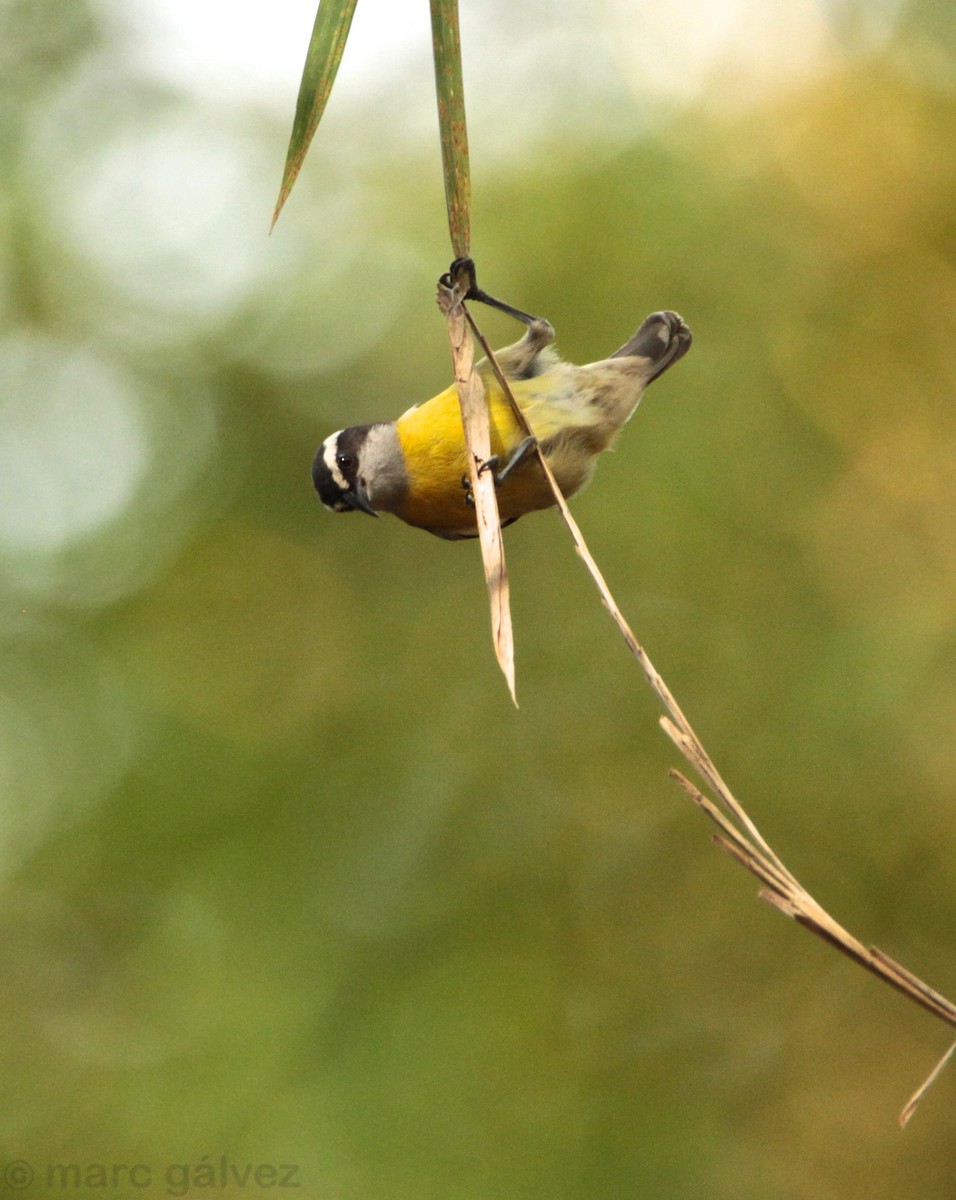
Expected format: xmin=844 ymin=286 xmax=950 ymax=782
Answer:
xmin=393 ymin=381 xmax=601 ymax=537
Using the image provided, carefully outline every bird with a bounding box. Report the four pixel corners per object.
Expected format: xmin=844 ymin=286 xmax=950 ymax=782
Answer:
xmin=312 ymin=261 xmax=691 ymax=539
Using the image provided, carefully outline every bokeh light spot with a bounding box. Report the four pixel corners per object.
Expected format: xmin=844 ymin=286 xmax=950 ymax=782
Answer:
xmin=0 ymin=630 xmax=137 ymax=880
xmin=0 ymin=333 xmax=147 ymax=551
xmin=30 ymin=76 xmax=281 ymax=335
xmin=604 ymin=0 xmax=837 ymax=107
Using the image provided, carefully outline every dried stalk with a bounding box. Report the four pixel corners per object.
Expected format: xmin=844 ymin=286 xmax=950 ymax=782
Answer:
xmin=437 ymin=276 xmax=516 ymax=703
xmin=465 ymin=300 xmax=956 ymax=1127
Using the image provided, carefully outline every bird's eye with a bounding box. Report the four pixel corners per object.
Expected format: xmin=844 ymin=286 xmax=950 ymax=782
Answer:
xmin=336 ymin=453 xmax=354 ymax=473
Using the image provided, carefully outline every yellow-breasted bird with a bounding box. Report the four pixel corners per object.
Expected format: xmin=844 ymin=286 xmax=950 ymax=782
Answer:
xmin=312 ymin=261 xmax=691 ymax=539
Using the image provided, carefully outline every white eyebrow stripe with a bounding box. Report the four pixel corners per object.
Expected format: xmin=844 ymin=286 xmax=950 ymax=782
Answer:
xmin=323 ymin=434 xmax=348 ymax=490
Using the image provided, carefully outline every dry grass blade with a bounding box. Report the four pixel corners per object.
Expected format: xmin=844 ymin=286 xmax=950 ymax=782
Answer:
xmin=667 ymin=757 xmax=956 ymax=1124
xmin=437 ymin=275 xmax=515 ymax=703
xmin=666 ymin=764 xmax=794 ymax=897
xmin=466 ymin=315 xmax=956 ymax=1123
xmin=666 ymin=752 xmax=956 ymax=1027
xmin=271 ymin=0 xmax=359 ymax=229
xmin=900 ymin=1040 xmax=956 ymax=1128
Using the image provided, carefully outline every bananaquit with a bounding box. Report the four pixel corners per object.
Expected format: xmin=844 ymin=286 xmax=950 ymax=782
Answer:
xmin=312 ymin=261 xmax=692 ymax=540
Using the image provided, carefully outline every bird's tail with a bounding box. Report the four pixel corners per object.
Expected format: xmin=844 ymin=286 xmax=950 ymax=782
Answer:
xmin=609 ymin=311 xmax=692 ymax=382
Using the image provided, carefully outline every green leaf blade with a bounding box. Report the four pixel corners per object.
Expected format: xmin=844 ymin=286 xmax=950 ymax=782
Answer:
xmin=430 ymin=0 xmax=471 ymax=258
xmin=271 ymin=0 xmax=360 ymax=229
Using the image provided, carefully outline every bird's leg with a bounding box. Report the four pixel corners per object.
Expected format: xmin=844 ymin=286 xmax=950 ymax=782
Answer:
xmin=477 ymin=436 xmax=538 ymax=487
xmin=443 ymin=256 xmax=554 ymax=384
xmin=460 ymin=436 xmax=538 ymax=507
xmin=441 ymin=260 xmax=547 ymax=508
xmin=440 ymin=257 xmax=543 ymax=328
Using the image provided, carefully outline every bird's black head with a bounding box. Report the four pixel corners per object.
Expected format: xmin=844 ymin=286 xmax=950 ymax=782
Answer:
xmin=312 ymin=425 xmax=378 ymax=516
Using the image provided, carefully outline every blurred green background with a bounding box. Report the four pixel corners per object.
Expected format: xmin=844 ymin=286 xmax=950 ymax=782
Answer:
xmin=2 ymin=0 xmax=956 ymax=1195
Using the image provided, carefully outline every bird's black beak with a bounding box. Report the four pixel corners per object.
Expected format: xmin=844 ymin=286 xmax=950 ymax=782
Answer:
xmin=344 ymin=483 xmax=378 ymax=517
